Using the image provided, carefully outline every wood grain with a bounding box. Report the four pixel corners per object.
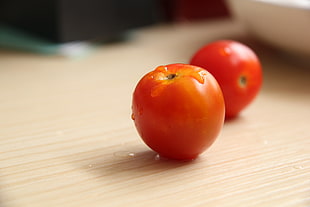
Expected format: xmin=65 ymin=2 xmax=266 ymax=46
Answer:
xmin=1 ymin=19 xmax=309 ymax=207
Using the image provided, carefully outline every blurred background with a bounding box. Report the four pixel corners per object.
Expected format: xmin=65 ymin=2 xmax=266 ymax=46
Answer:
xmin=0 ymin=0 xmax=309 ymax=59
xmin=0 ymin=0 xmax=230 ymax=42
xmin=0 ymin=0 xmax=230 ymax=55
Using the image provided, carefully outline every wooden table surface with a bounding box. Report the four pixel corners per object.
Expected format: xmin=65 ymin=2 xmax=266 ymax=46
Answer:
xmin=1 ymin=20 xmax=309 ymax=207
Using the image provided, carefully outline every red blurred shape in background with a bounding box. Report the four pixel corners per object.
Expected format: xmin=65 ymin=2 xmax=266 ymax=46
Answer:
xmin=162 ymin=0 xmax=230 ymax=22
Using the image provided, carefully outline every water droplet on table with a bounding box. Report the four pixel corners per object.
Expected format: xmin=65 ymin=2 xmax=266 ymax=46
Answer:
xmin=293 ymin=165 xmax=304 ymax=170
xmin=154 ymin=154 xmax=161 ymax=161
xmin=113 ymin=151 xmax=136 ymax=158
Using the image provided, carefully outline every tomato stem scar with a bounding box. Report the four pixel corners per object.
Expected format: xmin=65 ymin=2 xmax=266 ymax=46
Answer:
xmin=166 ymin=74 xmax=177 ymax=80
xmin=239 ymin=76 xmax=247 ymax=87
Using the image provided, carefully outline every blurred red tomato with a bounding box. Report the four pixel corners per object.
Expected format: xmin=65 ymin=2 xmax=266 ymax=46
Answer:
xmin=190 ymin=40 xmax=263 ymax=119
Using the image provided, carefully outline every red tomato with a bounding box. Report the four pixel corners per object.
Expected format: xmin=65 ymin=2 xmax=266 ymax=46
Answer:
xmin=190 ymin=40 xmax=263 ymax=119
xmin=132 ymin=63 xmax=225 ymax=160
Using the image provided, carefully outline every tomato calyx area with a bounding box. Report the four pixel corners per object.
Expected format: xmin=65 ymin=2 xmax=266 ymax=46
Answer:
xmin=153 ymin=65 xmax=206 ymax=85
xmin=166 ymin=73 xmax=177 ymax=80
xmin=238 ymin=75 xmax=247 ymax=88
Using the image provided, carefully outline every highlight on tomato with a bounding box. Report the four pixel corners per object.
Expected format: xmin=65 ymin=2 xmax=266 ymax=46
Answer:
xmin=190 ymin=40 xmax=263 ymax=119
xmin=131 ymin=63 xmax=225 ymax=160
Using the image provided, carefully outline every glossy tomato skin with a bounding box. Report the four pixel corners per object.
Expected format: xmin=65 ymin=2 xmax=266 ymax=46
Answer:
xmin=132 ymin=63 xmax=225 ymax=160
xmin=190 ymin=40 xmax=263 ymax=119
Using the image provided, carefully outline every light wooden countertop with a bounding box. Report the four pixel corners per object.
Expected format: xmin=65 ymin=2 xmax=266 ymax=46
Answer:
xmin=1 ymin=19 xmax=309 ymax=207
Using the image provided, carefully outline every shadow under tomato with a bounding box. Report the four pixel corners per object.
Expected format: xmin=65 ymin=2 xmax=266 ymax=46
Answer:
xmin=224 ymin=113 xmax=247 ymax=124
xmin=104 ymin=149 xmax=200 ymax=176
xmin=76 ymin=145 xmax=205 ymax=183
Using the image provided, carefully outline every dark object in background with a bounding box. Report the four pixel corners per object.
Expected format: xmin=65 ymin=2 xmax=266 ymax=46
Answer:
xmin=0 ymin=0 xmax=230 ymax=43
xmin=0 ymin=0 xmax=161 ymax=43
xmin=161 ymin=0 xmax=230 ymax=22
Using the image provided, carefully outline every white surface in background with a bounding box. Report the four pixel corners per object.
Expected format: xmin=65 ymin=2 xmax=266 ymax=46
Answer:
xmin=227 ymin=0 xmax=310 ymax=57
